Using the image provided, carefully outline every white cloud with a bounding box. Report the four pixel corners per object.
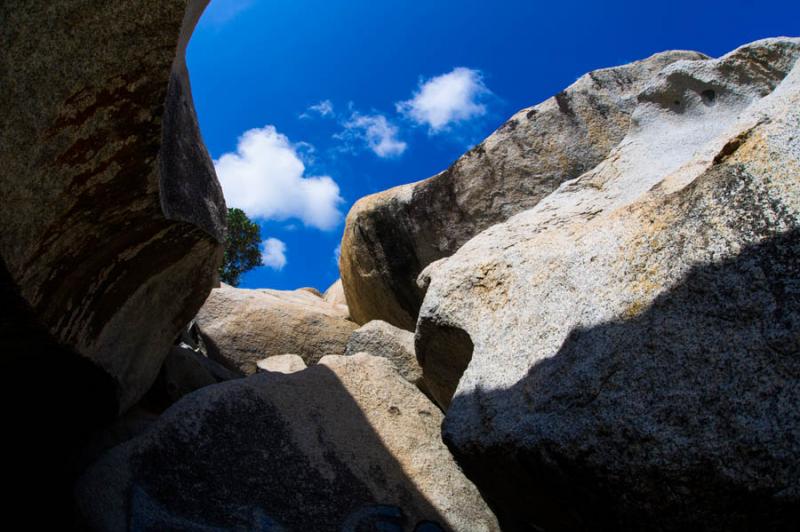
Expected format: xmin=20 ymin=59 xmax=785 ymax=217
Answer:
xmin=215 ymin=126 xmax=343 ymax=230
xmin=333 ymin=243 xmax=341 ymax=265
xmin=301 ymin=100 xmax=334 ymax=119
xmin=340 ymin=112 xmax=407 ymax=158
xmin=397 ymin=67 xmax=490 ymax=132
xmin=261 ymin=238 xmax=287 ymax=270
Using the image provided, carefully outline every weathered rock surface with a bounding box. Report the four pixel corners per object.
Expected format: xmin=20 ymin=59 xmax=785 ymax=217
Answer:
xmin=345 ymin=320 xmax=424 ymax=392
xmin=339 ymin=49 xmax=706 ymax=330
xmin=256 ymin=354 xmax=307 ymax=374
xmin=416 ymin=38 xmax=800 ymax=530
xmin=76 ymin=354 xmax=499 ymax=531
xmin=195 ymin=284 xmax=358 ymax=373
xmin=0 ymin=0 xmax=225 ymax=411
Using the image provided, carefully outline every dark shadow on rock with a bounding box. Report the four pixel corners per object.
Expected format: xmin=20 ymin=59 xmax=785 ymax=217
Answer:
xmin=415 ymin=319 xmax=474 ymax=410
xmin=444 ymin=228 xmax=800 ymax=531
xmin=195 ymin=326 xmax=247 ymax=374
xmin=76 ymin=364 xmax=465 ymax=531
xmin=141 ymin=344 xmax=243 ymax=413
xmin=0 ymin=260 xmax=118 ymax=529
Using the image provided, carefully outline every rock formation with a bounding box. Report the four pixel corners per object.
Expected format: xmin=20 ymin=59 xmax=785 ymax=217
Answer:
xmin=415 ymin=38 xmax=800 ymax=530
xmin=0 ymin=0 xmax=226 ymax=411
xmin=0 ymin=0 xmax=224 ymax=525
xmin=76 ymin=354 xmax=499 ymax=531
xmin=5 ymin=1 xmax=798 ymax=527
xmin=195 ymin=284 xmax=358 ymax=373
xmin=345 ymin=320 xmax=425 ymax=393
xmin=339 ymin=49 xmax=706 ymax=329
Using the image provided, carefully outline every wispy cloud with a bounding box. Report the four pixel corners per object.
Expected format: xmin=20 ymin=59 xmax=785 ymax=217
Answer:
xmin=200 ymin=0 xmax=255 ymax=27
xmin=300 ymin=100 xmax=335 ymax=119
xmin=338 ymin=111 xmax=407 ymax=158
xmin=214 ymin=126 xmax=343 ymax=230
xmin=261 ymin=238 xmax=287 ymax=270
xmin=333 ymin=243 xmax=341 ymax=265
xmin=397 ymin=67 xmax=491 ymax=133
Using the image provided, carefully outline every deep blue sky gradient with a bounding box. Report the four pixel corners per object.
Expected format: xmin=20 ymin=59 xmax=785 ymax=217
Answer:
xmin=187 ymin=0 xmax=799 ymax=291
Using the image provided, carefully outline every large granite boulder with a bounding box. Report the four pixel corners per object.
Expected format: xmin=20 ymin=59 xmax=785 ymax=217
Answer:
xmin=195 ymin=284 xmax=358 ymax=373
xmin=0 ymin=0 xmax=225 ymax=411
xmin=345 ymin=320 xmax=425 ymax=393
xmin=416 ymin=38 xmax=800 ymax=530
xmin=76 ymin=353 xmax=500 ymax=531
xmin=339 ymin=49 xmax=706 ymax=329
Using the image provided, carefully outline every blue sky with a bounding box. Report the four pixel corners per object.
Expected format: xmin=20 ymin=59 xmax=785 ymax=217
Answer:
xmin=187 ymin=0 xmax=799 ymax=291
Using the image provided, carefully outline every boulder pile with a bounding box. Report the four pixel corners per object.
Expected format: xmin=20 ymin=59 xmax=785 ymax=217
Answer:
xmin=4 ymin=1 xmax=799 ymax=527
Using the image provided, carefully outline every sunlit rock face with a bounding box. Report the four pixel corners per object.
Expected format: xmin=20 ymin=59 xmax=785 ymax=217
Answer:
xmin=76 ymin=354 xmax=500 ymax=532
xmin=416 ymin=38 xmax=800 ymax=530
xmin=323 ymin=277 xmax=349 ymax=313
xmin=195 ymin=284 xmax=358 ymax=373
xmin=346 ymin=319 xmax=426 ymax=393
xmin=338 ymin=49 xmax=706 ymax=330
xmin=0 ymin=0 xmax=226 ymax=411
xmin=256 ymin=353 xmax=308 ymax=374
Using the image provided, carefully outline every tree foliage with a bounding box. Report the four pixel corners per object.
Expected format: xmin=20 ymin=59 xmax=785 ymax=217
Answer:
xmin=219 ymin=208 xmax=262 ymax=286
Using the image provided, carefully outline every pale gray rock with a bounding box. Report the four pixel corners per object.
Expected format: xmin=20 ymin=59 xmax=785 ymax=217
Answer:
xmin=345 ymin=320 xmax=424 ymax=392
xmin=76 ymin=354 xmax=499 ymax=532
xmin=0 ymin=0 xmax=225 ymax=411
xmin=416 ymin=38 xmax=800 ymax=530
xmin=339 ymin=49 xmax=706 ymax=330
xmin=195 ymin=284 xmax=358 ymax=373
xmin=256 ymin=354 xmax=307 ymax=374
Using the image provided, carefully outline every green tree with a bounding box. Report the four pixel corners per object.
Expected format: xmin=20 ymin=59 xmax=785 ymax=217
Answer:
xmin=219 ymin=208 xmax=262 ymax=286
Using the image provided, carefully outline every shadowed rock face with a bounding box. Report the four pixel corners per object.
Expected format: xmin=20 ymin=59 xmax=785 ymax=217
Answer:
xmin=0 ymin=0 xmax=225 ymax=410
xmin=339 ymin=49 xmax=706 ymax=330
xmin=0 ymin=260 xmax=119 ymax=528
xmin=416 ymin=38 xmax=800 ymax=530
xmin=76 ymin=354 xmax=500 ymax=531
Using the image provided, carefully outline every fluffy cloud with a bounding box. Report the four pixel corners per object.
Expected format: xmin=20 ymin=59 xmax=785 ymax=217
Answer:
xmin=301 ymin=100 xmax=334 ymax=118
xmin=397 ymin=67 xmax=490 ymax=132
xmin=340 ymin=112 xmax=407 ymax=158
xmin=261 ymin=238 xmax=287 ymax=270
xmin=214 ymin=126 xmax=343 ymax=230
